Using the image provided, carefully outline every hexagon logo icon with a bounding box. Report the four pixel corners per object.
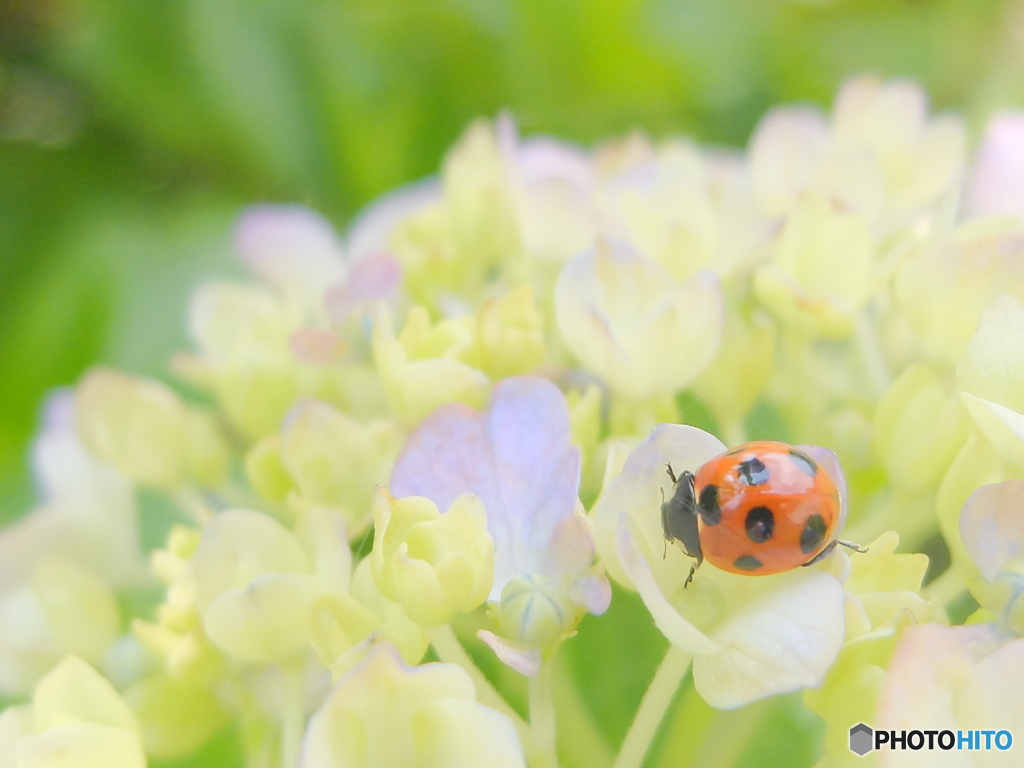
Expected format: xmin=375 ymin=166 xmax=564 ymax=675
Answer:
xmin=849 ymin=723 xmax=874 ymax=756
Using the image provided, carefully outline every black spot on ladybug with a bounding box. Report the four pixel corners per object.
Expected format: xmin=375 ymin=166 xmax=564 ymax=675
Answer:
xmin=800 ymin=514 xmax=827 ymax=554
xmin=745 ymin=506 xmax=775 ymax=543
xmin=733 ymin=555 xmax=763 ymax=571
xmin=697 ymin=485 xmax=721 ymax=526
xmin=789 ymin=450 xmax=818 ymax=477
xmin=738 ymin=457 xmax=769 ymax=486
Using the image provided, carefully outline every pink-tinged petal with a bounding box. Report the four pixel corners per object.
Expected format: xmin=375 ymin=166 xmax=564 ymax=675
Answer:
xmin=959 ymin=635 xmax=1024 ymax=733
xmin=391 ymin=377 xmax=581 ymax=599
xmin=541 ymin=515 xmax=595 ymax=582
xmin=517 ymin=137 xmax=593 ymax=190
xmin=965 ymin=112 xmax=1024 ymax=220
xmin=796 ymin=444 xmax=849 ymax=530
xmin=569 ymin=575 xmax=612 ymax=616
xmin=476 ymin=630 xmax=542 ymax=677
xmin=289 ymin=328 xmax=347 ymax=364
xmin=346 ymin=179 xmax=441 ymax=262
xmin=748 ymin=106 xmax=829 ymax=214
xmin=877 ymin=623 xmax=999 ymax=742
xmin=325 ymin=253 xmax=403 ymax=322
xmin=960 ymin=481 xmax=1024 ymax=580
xmin=40 ymin=388 xmax=76 ymax=434
xmin=390 ymin=404 xmax=502 ymax=514
xmin=234 ymin=205 xmax=345 ymax=300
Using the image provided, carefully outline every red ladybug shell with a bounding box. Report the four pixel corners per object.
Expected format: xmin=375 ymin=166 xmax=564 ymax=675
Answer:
xmin=692 ymin=441 xmax=841 ymax=575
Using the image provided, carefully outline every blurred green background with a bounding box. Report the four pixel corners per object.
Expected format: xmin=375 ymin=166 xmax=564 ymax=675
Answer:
xmin=2 ymin=0 xmax=1023 ymax=517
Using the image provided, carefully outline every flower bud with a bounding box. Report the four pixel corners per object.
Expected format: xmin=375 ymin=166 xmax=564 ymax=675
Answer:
xmin=494 ymin=574 xmax=581 ymax=647
xmin=754 ymin=194 xmax=873 ymax=338
xmin=75 ymin=368 xmax=188 ymax=488
xmin=371 ymin=489 xmax=494 ymax=627
xmin=8 ymin=657 xmax=145 ymax=768
xmin=301 ymin=644 xmax=526 ymax=768
xmin=191 ymin=510 xmax=321 ymax=663
xmin=279 ymin=400 xmax=401 ymax=531
xmin=245 ymin=435 xmax=295 ymax=504
xmin=443 ymin=118 xmax=520 ymax=270
xmin=555 ymin=240 xmax=723 ymax=400
xmin=475 ymin=286 xmax=545 ymax=379
xmin=308 ymin=560 xmax=427 ymax=677
xmin=373 ymin=307 xmax=489 ymax=427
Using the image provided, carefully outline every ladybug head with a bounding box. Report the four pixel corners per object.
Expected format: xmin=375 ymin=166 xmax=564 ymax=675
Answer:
xmin=660 ymin=467 xmax=703 ymax=565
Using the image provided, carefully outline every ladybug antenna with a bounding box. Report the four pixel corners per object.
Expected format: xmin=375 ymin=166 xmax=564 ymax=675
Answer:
xmin=665 ymin=463 xmax=678 ymax=485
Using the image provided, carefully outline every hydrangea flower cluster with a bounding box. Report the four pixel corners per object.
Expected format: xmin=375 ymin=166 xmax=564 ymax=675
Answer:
xmin=3 ymin=76 xmax=1024 ymax=768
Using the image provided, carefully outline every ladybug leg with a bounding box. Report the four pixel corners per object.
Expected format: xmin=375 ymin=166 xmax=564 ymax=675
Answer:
xmin=683 ymin=556 xmax=703 ymax=590
xmin=801 ymin=539 xmax=839 ymax=567
xmin=838 ymin=540 xmax=869 ymax=554
xmin=665 ymin=462 xmax=679 ymax=485
xmin=684 ymin=565 xmax=696 ymax=589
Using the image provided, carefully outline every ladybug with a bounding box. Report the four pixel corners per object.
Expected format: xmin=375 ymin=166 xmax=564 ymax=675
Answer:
xmin=661 ymin=440 xmax=864 ymax=587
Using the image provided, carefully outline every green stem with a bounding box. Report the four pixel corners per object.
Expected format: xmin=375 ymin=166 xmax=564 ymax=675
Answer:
xmin=230 ymin=674 xmax=271 ymax=768
xmin=427 ymin=625 xmax=532 ymax=743
xmin=613 ymin=645 xmax=692 ymax=768
xmin=281 ymin=663 xmax=305 ymax=768
xmin=529 ymin=661 xmax=559 ymax=768
xmin=552 ymin=661 xmax=614 ymax=768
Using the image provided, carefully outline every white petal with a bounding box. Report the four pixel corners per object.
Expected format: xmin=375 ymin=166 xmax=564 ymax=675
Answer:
xmin=960 ymin=393 xmax=1024 ymax=472
xmin=958 ymin=294 xmax=1024 ymax=414
xmin=691 ymin=570 xmax=844 ymax=709
xmin=413 ymin=698 xmax=526 ymax=768
xmin=591 ymin=423 xmax=725 ymax=591
xmin=5 ymin=395 xmax=142 ymax=587
xmin=616 ymin=515 xmax=716 ymax=655
xmin=555 ymin=243 xmax=724 ymax=399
